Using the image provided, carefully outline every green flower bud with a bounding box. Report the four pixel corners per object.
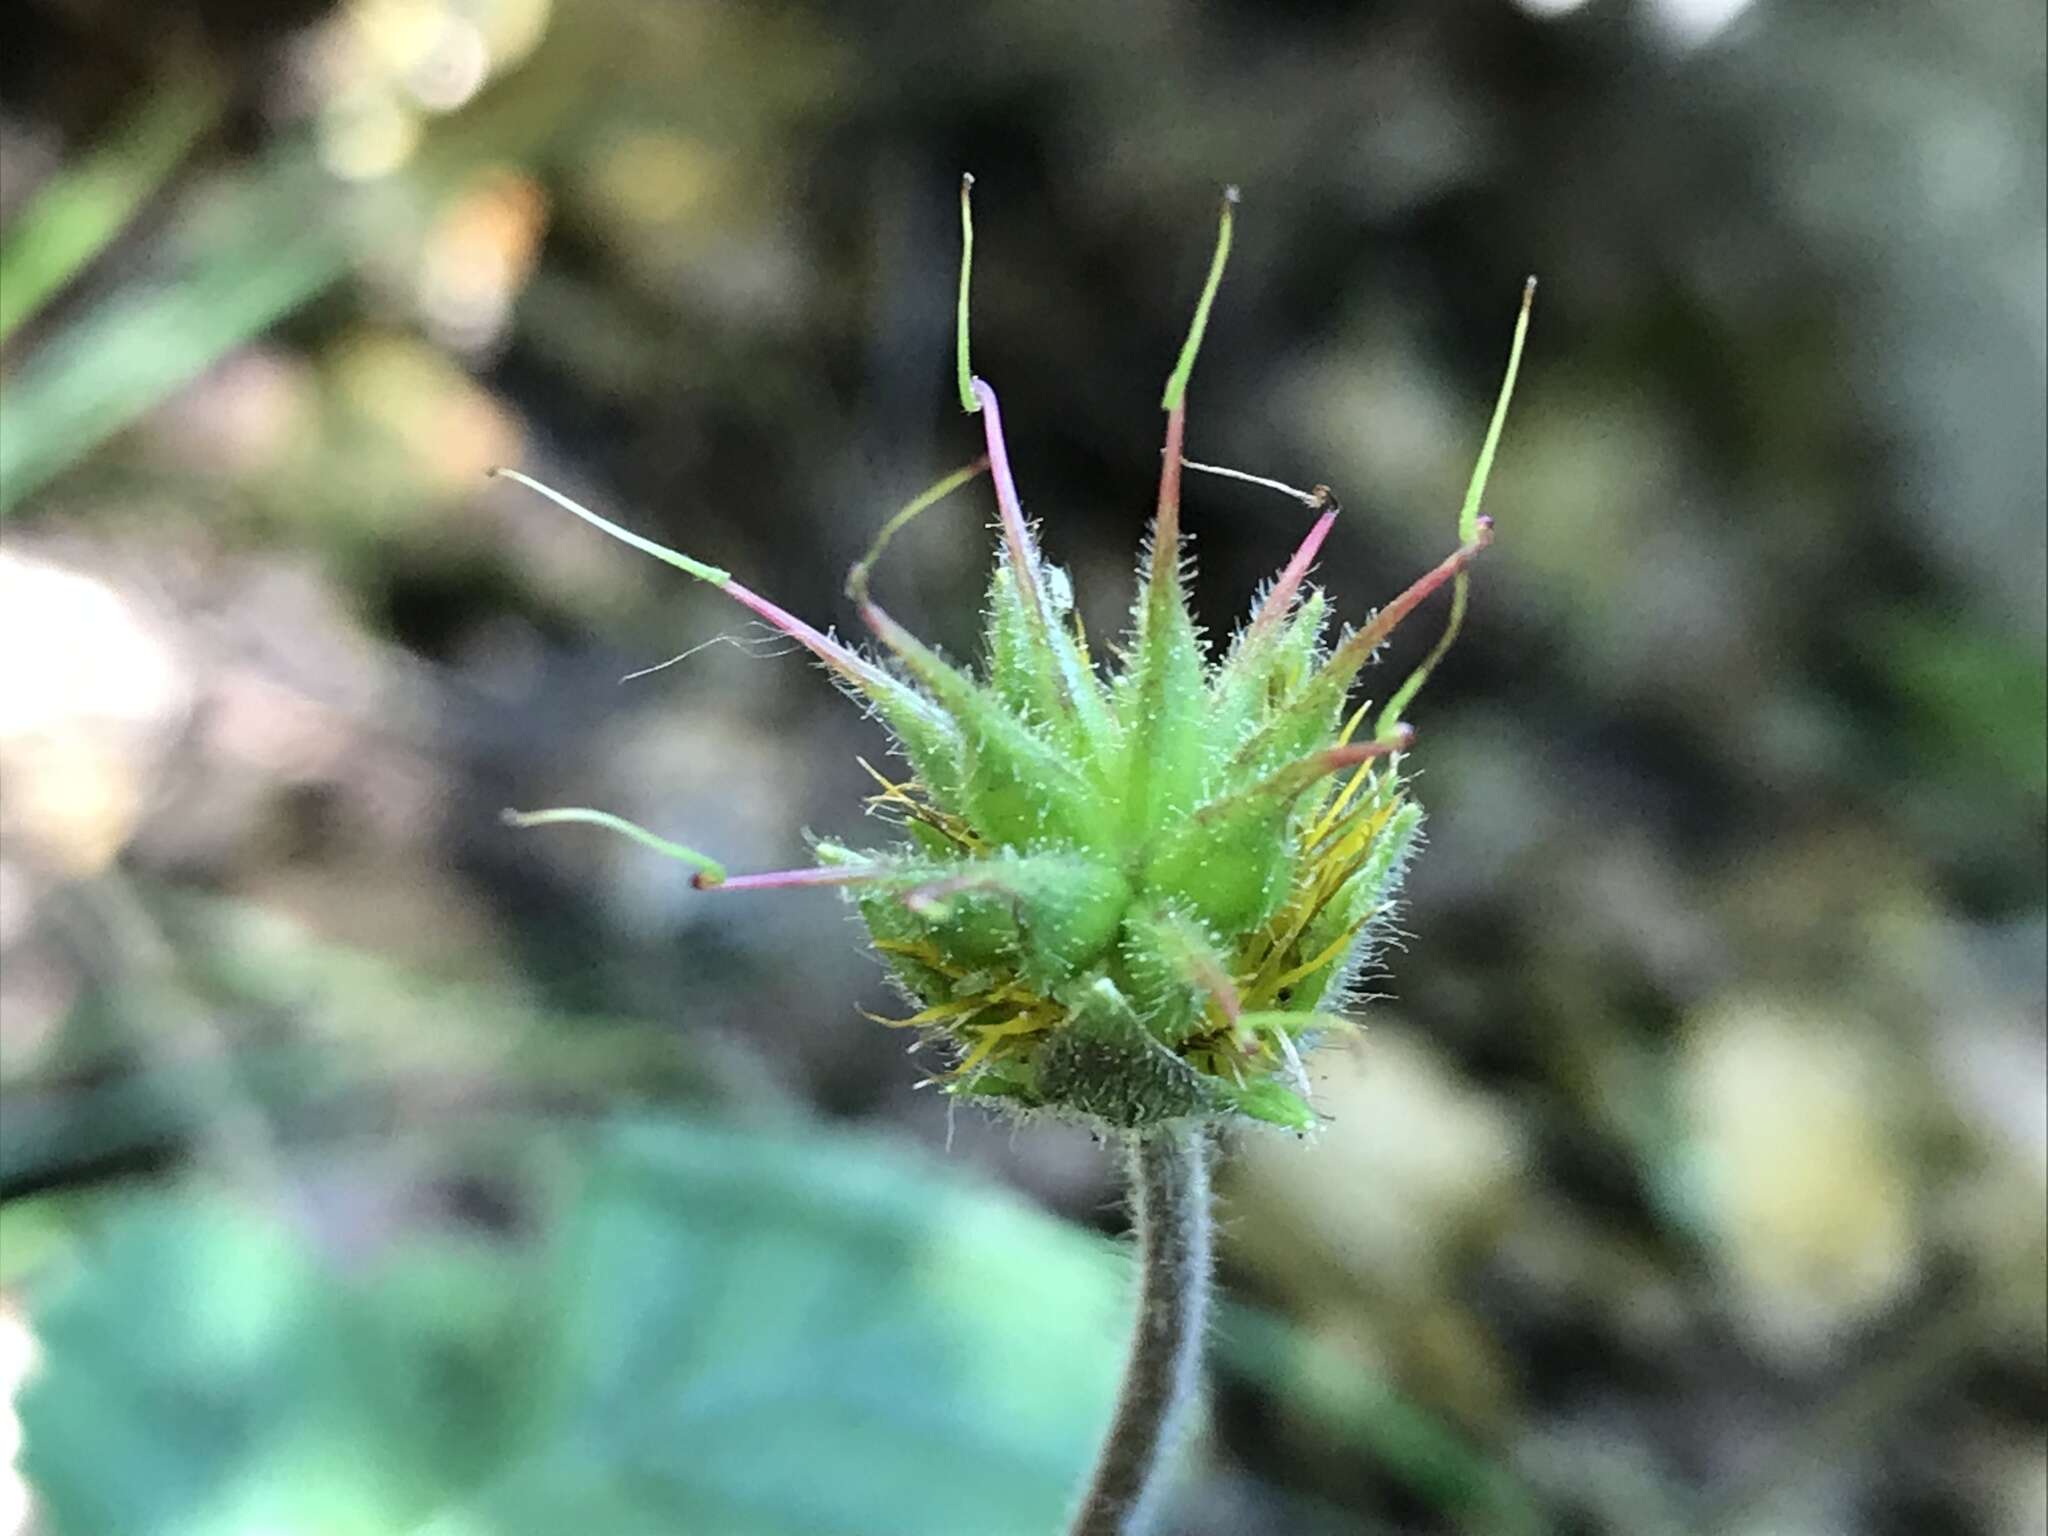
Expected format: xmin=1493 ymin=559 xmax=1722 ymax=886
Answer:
xmin=498 ymin=182 xmax=1534 ymax=1134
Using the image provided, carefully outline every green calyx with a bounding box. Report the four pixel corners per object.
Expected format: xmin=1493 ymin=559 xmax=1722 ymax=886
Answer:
xmin=498 ymin=183 xmax=1533 ymax=1133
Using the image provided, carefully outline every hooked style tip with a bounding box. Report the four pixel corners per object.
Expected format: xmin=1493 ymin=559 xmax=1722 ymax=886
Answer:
xmin=845 ymin=457 xmax=990 ymax=601
xmin=1161 ymin=188 xmax=1238 ymax=412
xmin=502 ymin=804 xmax=728 ymax=883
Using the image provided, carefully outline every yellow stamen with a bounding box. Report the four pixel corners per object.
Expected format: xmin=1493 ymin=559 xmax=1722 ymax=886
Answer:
xmin=1264 ymin=910 xmax=1374 ymax=995
xmin=897 ymin=994 xmax=1007 ymax=1028
xmin=951 ymin=1013 xmax=1049 ymax=1076
xmin=1333 ymin=699 xmax=1372 ymax=747
xmin=871 ymin=937 xmax=967 ymax=979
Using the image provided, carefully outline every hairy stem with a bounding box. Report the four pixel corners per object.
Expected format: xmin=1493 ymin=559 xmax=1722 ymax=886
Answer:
xmin=1069 ymin=1125 xmax=1213 ymax=1536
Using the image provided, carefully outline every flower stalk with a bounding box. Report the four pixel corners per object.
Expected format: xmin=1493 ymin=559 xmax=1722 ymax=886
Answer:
xmin=1068 ymin=1126 xmax=1212 ymax=1536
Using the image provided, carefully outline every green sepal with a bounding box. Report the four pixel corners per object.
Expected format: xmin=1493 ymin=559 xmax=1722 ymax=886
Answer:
xmin=1216 ymin=1077 xmax=1317 ymax=1131
xmin=983 ymin=564 xmax=1118 ymax=771
xmin=1220 ymin=651 xmax=1357 ymax=787
xmin=864 ymin=607 xmax=1117 ymax=852
xmin=878 ymin=850 xmax=1131 ymax=992
xmin=1141 ymin=804 xmax=1292 ymax=937
xmin=959 ymin=716 xmax=1115 ymax=852
xmin=1030 ymin=977 xmax=1215 ymax=1128
xmin=985 ymin=562 xmax=1044 ymax=723
xmin=955 ymin=1067 xmax=1036 ymax=1106
xmin=815 ymin=839 xmax=886 ymax=868
xmin=1038 ymin=572 xmax=1120 ymax=771
xmin=1002 ymin=853 xmax=1131 ymax=986
xmin=1115 ymin=560 xmax=1211 ymax=839
xmin=1206 ymin=590 xmax=1330 ymax=780
xmin=903 ymin=819 xmax=960 ymax=858
xmin=1117 ymin=906 xmax=1234 ymax=1046
xmin=1142 ymin=744 xmax=1374 ymax=935
xmin=843 ymin=674 xmax=967 ymax=807
xmin=815 ymin=843 xmax=956 ymax=998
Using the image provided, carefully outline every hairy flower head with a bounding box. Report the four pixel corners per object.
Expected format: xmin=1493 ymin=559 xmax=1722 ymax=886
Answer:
xmin=499 ymin=182 xmax=1533 ymax=1133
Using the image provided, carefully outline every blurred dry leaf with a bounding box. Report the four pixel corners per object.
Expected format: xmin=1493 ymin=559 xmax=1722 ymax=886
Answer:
xmin=0 ymin=549 xmax=190 ymax=876
xmin=1681 ymin=996 xmax=1921 ymax=1359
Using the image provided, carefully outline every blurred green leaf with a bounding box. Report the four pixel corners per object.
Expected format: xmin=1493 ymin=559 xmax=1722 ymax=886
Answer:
xmin=0 ymin=33 xmax=587 ymax=521
xmin=20 ymin=1195 xmax=538 ymax=1535
xmin=1212 ymin=1304 xmax=1547 ymax=1536
xmin=1876 ymin=606 xmax=2048 ymax=804
xmin=0 ymin=142 xmax=349 ymax=517
xmin=0 ymin=74 xmax=225 ymax=345
xmin=19 ymin=1115 xmax=1127 ymax=1536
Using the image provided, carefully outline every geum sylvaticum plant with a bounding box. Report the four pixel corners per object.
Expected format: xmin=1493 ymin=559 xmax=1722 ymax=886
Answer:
xmin=495 ymin=180 xmax=1532 ymax=1536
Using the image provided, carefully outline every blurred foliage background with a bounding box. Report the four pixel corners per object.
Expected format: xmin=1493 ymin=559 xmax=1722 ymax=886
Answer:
xmin=1 ymin=1 xmax=2043 ymax=1533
